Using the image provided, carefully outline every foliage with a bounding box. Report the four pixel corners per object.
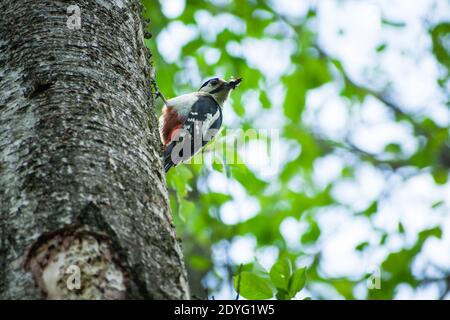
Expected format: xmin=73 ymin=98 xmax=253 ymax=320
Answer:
xmin=233 ymin=258 xmax=307 ymax=300
xmin=141 ymin=0 xmax=450 ymax=300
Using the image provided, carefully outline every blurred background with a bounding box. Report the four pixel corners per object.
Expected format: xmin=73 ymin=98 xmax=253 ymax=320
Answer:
xmin=141 ymin=0 xmax=450 ymax=299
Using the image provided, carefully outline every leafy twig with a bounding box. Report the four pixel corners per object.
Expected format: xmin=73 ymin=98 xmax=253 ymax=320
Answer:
xmin=259 ymin=0 xmax=431 ymax=139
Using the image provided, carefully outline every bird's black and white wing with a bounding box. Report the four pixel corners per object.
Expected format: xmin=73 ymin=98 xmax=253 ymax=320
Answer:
xmin=163 ymin=94 xmax=222 ymax=172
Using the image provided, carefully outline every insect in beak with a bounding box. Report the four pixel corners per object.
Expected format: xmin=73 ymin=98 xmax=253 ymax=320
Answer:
xmin=228 ymin=78 xmax=242 ymax=89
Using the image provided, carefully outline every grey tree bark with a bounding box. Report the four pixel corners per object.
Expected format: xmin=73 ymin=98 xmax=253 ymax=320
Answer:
xmin=0 ymin=0 xmax=189 ymax=299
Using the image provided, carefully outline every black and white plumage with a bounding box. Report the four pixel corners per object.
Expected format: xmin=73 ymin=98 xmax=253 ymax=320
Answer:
xmin=163 ymin=94 xmax=222 ymax=172
xmin=158 ymin=77 xmax=242 ymax=172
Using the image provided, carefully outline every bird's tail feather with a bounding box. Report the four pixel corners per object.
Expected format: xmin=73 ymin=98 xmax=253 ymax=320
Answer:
xmin=163 ymin=142 xmax=176 ymax=173
xmin=164 ymin=161 xmax=173 ymax=173
xmin=163 ymin=154 xmax=174 ymax=173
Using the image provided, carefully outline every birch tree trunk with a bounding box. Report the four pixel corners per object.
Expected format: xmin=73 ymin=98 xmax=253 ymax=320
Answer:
xmin=0 ymin=0 xmax=189 ymax=299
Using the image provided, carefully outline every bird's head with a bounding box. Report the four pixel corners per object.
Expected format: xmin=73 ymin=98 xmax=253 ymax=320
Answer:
xmin=198 ymin=77 xmax=242 ymax=106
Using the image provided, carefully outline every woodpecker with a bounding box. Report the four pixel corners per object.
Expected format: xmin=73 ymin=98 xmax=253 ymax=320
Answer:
xmin=156 ymin=77 xmax=242 ymax=172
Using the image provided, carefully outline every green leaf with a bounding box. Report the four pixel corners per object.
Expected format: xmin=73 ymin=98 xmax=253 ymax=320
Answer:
xmin=270 ymin=258 xmax=292 ymax=290
xmin=212 ymin=161 xmax=224 ymax=172
xmin=253 ymin=261 xmax=270 ymax=277
xmin=398 ymin=222 xmax=405 ymax=234
xmin=288 ymin=267 xmax=306 ymax=297
xmin=362 ymin=201 xmax=378 ymax=217
xmin=432 ymin=200 xmax=444 ymax=209
xmin=275 ymin=289 xmax=290 ymax=300
xmin=379 ymin=233 xmax=388 ymax=245
xmin=259 ymin=90 xmax=271 ymax=109
xmin=331 ymin=279 xmax=355 ymax=300
xmin=234 ymin=271 xmax=273 ymax=300
xmin=432 ymin=167 xmax=448 ymax=185
xmin=418 ymin=226 xmax=442 ymax=242
xmin=301 ymin=219 xmax=321 ymax=244
xmin=384 ymin=143 xmax=402 ymax=154
xmin=355 ymin=241 xmax=369 ymax=251
xmin=376 ymin=43 xmax=388 ymax=52
xmin=382 ymin=19 xmax=406 ymax=28
xmin=430 ymin=23 xmax=450 ymax=71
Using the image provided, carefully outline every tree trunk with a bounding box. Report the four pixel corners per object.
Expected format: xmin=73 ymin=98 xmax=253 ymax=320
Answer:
xmin=0 ymin=0 xmax=189 ymax=299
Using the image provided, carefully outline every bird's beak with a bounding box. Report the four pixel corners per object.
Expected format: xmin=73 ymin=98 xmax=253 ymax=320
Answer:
xmin=227 ymin=78 xmax=242 ymax=89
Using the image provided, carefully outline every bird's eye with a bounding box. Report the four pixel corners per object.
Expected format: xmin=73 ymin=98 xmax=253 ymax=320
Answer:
xmin=210 ymin=80 xmax=218 ymax=86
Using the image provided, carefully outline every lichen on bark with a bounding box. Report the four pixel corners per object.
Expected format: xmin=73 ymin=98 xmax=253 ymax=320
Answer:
xmin=0 ymin=0 xmax=189 ymax=299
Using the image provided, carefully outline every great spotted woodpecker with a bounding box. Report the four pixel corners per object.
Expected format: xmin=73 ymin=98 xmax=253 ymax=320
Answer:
xmin=156 ymin=77 xmax=242 ymax=172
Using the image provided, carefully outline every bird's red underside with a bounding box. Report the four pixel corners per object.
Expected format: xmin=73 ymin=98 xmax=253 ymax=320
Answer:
xmin=161 ymin=106 xmax=185 ymax=148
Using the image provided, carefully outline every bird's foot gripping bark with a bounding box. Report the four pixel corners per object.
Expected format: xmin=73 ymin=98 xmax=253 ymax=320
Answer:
xmin=150 ymin=77 xmax=169 ymax=106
